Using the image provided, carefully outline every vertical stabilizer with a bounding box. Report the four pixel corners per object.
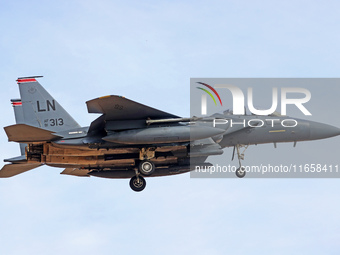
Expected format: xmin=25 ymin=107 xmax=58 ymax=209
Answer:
xmin=10 ymin=99 xmax=26 ymax=155
xmin=17 ymin=77 xmax=80 ymax=132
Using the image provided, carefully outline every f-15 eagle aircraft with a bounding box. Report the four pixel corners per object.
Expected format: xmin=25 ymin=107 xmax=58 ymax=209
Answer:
xmin=1 ymin=77 xmax=340 ymax=191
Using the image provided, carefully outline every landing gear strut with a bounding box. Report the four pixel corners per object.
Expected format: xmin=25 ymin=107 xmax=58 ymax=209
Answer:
xmin=130 ymin=167 xmax=147 ymax=192
xmin=129 ymin=160 xmax=154 ymax=192
xmin=129 ymin=148 xmax=156 ymax=192
xmin=130 ymin=148 xmax=156 ymax=192
xmin=138 ymin=148 xmax=156 ymax=176
xmin=232 ymin=144 xmax=249 ymax=178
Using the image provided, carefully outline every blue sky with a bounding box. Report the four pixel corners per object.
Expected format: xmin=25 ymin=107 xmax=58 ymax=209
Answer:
xmin=1 ymin=0 xmax=340 ymax=254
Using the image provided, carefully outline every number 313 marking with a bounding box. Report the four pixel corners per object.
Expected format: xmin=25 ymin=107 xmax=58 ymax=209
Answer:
xmin=50 ymin=118 xmax=64 ymax=126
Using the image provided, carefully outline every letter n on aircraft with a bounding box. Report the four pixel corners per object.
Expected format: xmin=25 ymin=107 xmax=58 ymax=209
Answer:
xmin=37 ymin=100 xmax=56 ymax=112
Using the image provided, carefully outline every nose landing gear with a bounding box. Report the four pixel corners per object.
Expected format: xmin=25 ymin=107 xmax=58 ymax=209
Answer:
xmin=232 ymin=144 xmax=249 ymax=178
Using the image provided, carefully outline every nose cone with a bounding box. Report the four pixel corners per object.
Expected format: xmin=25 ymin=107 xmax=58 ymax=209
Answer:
xmin=309 ymin=121 xmax=340 ymax=140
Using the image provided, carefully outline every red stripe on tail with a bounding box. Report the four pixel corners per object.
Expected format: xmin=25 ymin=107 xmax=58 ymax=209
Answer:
xmin=16 ymin=78 xmax=36 ymax=83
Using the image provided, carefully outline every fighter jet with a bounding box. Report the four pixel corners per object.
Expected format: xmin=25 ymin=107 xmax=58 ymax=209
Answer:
xmin=1 ymin=77 xmax=340 ymax=191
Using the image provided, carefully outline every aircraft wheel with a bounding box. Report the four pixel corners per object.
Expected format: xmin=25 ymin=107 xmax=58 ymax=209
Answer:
xmin=236 ymin=166 xmax=246 ymax=178
xmin=130 ymin=176 xmax=146 ymax=192
xmin=139 ymin=160 xmax=155 ymax=176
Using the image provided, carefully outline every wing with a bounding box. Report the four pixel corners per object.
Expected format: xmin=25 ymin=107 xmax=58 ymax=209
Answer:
xmin=86 ymin=95 xmax=180 ymax=121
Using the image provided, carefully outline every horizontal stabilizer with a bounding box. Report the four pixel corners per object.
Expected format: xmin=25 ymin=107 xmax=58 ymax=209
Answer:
xmin=86 ymin=95 xmax=179 ymax=121
xmin=4 ymin=124 xmax=61 ymax=142
xmin=60 ymin=168 xmax=90 ymax=177
xmin=0 ymin=163 xmax=41 ymax=178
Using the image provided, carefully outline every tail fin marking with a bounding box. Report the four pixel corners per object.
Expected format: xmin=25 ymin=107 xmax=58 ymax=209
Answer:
xmin=17 ymin=77 xmax=80 ymax=132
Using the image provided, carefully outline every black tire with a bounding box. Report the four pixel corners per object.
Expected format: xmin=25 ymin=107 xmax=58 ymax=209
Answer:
xmin=129 ymin=176 xmax=146 ymax=192
xmin=139 ymin=160 xmax=155 ymax=176
xmin=236 ymin=167 xmax=246 ymax=178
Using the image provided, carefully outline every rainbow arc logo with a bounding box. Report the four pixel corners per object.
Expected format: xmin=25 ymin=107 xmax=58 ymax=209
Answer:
xmin=196 ymin=82 xmax=223 ymax=106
